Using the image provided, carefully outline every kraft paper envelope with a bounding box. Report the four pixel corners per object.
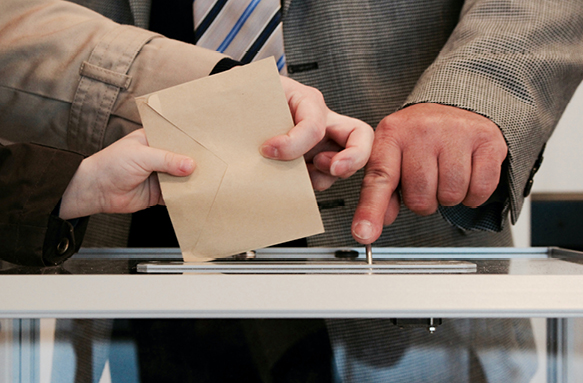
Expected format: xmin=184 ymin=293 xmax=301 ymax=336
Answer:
xmin=135 ymin=58 xmax=324 ymax=261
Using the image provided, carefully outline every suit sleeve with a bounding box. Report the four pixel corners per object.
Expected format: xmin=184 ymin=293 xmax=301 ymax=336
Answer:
xmin=404 ymin=0 xmax=583 ymax=230
xmin=0 ymin=0 xmax=226 ymax=155
xmin=0 ymin=143 xmax=89 ymax=266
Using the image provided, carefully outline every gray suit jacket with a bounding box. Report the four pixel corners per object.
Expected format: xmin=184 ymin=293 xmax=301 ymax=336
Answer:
xmin=283 ymin=0 xmax=583 ymax=248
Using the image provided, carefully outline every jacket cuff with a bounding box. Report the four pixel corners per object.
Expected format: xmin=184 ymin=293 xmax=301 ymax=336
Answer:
xmin=210 ymin=58 xmax=242 ymax=75
xmin=68 ymin=25 xmax=160 ymax=155
xmin=438 ymin=171 xmax=510 ymax=232
xmin=42 ymin=215 xmax=89 ymax=266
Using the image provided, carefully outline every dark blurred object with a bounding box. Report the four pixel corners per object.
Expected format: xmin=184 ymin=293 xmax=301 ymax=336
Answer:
xmin=149 ymin=0 xmax=195 ymax=44
xmin=531 ymin=193 xmax=583 ymax=251
xmin=391 ymin=318 xmax=443 ymax=333
xmin=128 ymin=206 xmax=179 ymax=248
xmin=334 ymin=249 xmax=359 ymax=258
xmin=126 ymin=319 xmax=333 ymax=383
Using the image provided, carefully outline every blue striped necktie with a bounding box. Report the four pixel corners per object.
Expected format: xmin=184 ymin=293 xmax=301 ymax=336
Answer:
xmin=193 ymin=0 xmax=287 ymax=74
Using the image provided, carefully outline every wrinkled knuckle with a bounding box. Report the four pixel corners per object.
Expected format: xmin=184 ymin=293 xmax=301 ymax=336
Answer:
xmin=313 ymin=122 xmax=326 ymax=141
xmin=476 ymin=133 xmax=508 ymax=156
xmin=471 ymin=181 xmax=496 ymax=201
xmin=162 ymin=151 xmax=175 ymax=169
xmin=489 ymin=139 xmax=508 ymax=155
xmin=298 ymin=126 xmax=325 ymax=153
xmin=377 ymin=115 xmax=401 ymax=133
xmin=307 ymin=86 xmax=325 ymax=103
xmin=375 ymin=123 xmax=405 ymax=148
xmin=473 ymin=128 xmax=494 ymax=141
xmin=362 ymin=166 xmax=394 ymax=188
xmin=438 ymin=189 xmax=465 ymax=206
xmin=403 ymin=196 xmax=436 ymax=216
xmin=497 ymin=145 xmax=509 ymax=161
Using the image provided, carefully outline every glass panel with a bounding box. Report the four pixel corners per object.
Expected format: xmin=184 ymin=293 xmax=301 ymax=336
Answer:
xmin=0 ymin=319 xmax=14 ymax=383
xmin=2 ymin=317 xmax=582 ymax=382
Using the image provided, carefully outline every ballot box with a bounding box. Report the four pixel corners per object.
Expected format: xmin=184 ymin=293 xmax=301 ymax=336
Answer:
xmin=1 ymin=247 xmax=583 ymax=382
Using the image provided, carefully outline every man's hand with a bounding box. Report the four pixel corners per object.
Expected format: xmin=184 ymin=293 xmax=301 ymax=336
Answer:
xmin=260 ymin=76 xmax=374 ymax=191
xmin=59 ymin=129 xmax=195 ymax=220
xmin=351 ymin=103 xmax=508 ymax=244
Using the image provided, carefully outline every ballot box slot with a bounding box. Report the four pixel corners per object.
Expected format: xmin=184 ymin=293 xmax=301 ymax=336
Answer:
xmin=136 ymin=260 xmax=477 ymax=274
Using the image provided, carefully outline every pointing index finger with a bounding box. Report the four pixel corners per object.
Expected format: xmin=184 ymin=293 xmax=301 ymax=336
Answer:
xmin=352 ymin=138 xmax=402 ymax=244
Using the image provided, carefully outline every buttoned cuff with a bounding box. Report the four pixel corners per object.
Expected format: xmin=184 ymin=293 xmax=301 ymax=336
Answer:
xmin=42 ymin=214 xmax=89 ymax=266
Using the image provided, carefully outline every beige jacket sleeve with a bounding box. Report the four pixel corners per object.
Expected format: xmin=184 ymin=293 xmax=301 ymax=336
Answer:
xmin=0 ymin=0 xmax=226 ymax=155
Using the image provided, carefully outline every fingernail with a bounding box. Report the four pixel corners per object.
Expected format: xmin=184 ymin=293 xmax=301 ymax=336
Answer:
xmin=180 ymin=158 xmax=195 ymax=173
xmin=260 ymin=145 xmax=279 ymax=159
xmin=330 ymin=159 xmax=352 ymax=177
xmin=353 ymin=220 xmax=373 ymax=240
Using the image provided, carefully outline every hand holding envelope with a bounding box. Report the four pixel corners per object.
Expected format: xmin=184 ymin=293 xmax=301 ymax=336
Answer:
xmin=136 ymin=58 xmax=325 ymax=261
xmin=262 ymin=76 xmax=374 ymax=192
